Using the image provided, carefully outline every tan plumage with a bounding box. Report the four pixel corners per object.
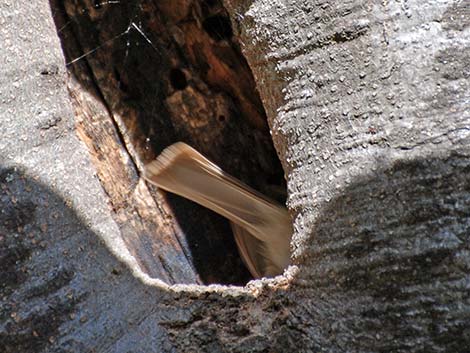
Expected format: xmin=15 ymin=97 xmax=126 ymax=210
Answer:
xmin=143 ymin=142 xmax=292 ymax=278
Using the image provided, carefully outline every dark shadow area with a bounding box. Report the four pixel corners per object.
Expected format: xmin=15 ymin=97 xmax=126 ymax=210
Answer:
xmin=202 ymin=15 xmax=234 ymax=41
xmin=0 ymin=167 xmax=173 ymax=352
xmin=2 ymin=150 xmax=468 ymax=353
xmin=144 ymin=153 xmax=470 ymax=352
xmin=291 ymin=154 xmax=470 ymax=352
xmin=48 ymin=0 xmax=287 ymax=285
xmin=0 ymin=168 xmax=80 ymax=353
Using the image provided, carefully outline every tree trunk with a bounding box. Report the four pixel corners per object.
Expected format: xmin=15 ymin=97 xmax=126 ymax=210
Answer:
xmin=221 ymin=0 xmax=470 ymax=351
xmin=1 ymin=0 xmax=469 ymax=352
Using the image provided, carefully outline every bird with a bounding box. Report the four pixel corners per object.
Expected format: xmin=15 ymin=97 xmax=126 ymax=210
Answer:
xmin=143 ymin=142 xmax=292 ymax=278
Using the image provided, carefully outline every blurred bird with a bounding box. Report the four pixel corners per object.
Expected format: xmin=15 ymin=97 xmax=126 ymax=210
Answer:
xmin=143 ymin=142 xmax=292 ymax=278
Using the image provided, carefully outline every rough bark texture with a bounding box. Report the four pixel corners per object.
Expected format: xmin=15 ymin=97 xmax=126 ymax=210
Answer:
xmin=221 ymin=0 xmax=470 ymax=351
xmin=0 ymin=2 xmax=178 ymax=352
xmin=1 ymin=0 xmax=469 ymax=353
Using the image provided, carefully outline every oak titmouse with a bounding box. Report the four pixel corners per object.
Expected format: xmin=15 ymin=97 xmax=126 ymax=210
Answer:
xmin=143 ymin=142 xmax=292 ymax=278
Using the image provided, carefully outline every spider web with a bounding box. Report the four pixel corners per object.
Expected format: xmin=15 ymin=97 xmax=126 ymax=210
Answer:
xmin=51 ymin=1 xmax=159 ymax=67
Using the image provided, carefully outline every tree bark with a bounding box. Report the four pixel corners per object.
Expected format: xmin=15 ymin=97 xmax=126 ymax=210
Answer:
xmin=1 ymin=0 xmax=469 ymax=352
xmin=221 ymin=0 xmax=470 ymax=351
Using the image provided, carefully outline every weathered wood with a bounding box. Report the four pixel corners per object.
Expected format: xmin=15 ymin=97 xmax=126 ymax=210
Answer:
xmin=51 ymin=0 xmax=286 ymax=285
xmin=2 ymin=0 xmax=469 ymax=352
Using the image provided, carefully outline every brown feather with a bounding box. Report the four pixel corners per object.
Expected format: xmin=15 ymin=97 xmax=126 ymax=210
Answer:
xmin=143 ymin=142 xmax=292 ymax=278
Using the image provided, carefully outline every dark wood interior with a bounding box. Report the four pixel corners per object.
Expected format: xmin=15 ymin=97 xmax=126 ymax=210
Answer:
xmin=50 ymin=0 xmax=286 ymax=285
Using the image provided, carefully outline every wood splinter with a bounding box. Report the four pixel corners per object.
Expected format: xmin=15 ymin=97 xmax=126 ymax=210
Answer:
xmin=143 ymin=142 xmax=292 ymax=278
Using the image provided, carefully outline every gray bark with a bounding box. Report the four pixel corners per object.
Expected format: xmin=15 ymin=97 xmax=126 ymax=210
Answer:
xmin=1 ymin=0 xmax=469 ymax=353
xmin=0 ymin=2 xmax=172 ymax=352
xmin=222 ymin=0 xmax=470 ymax=351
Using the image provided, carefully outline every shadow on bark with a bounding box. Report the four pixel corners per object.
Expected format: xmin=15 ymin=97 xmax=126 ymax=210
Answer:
xmin=2 ymin=153 xmax=468 ymax=352
xmin=0 ymin=167 xmax=171 ymax=352
xmin=163 ymin=154 xmax=470 ymax=352
xmin=290 ymin=153 xmax=470 ymax=352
